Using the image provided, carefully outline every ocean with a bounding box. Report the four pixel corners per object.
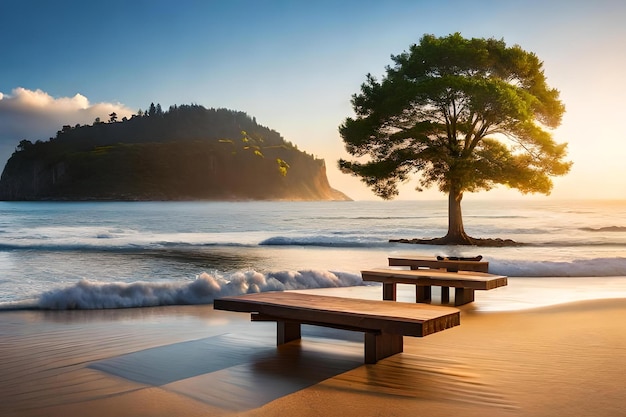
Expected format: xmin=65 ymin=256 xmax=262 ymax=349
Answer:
xmin=1 ymin=199 xmax=625 ymax=309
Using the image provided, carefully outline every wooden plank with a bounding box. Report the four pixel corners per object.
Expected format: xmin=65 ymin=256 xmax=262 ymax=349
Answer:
xmin=214 ymin=292 xmax=460 ymax=338
xmin=388 ymin=256 xmax=489 ymax=272
xmin=252 ymin=313 xmax=385 ymax=334
xmin=361 ymin=268 xmax=508 ymax=290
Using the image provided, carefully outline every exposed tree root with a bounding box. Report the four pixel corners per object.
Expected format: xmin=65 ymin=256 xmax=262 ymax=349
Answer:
xmin=389 ymin=236 xmax=523 ymax=247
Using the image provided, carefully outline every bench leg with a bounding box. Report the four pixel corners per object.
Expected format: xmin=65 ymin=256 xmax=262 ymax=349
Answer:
xmin=454 ymin=288 xmax=475 ymax=306
xmin=277 ymin=321 xmax=301 ymax=345
xmin=441 ymin=286 xmax=450 ymax=303
xmin=416 ymin=285 xmax=432 ymax=303
xmin=382 ymin=282 xmax=397 ymax=301
xmin=364 ymin=332 xmax=403 ymax=364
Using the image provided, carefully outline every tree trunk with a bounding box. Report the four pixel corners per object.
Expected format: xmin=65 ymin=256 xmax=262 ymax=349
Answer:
xmin=442 ymin=188 xmax=473 ymax=244
xmin=388 ymin=184 xmax=521 ymax=247
xmin=388 ymin=185 xmax=521 ymax=246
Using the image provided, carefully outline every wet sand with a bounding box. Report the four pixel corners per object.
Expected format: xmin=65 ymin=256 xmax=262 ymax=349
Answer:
xmin=2 ymin=278 xmax=626 ymax=417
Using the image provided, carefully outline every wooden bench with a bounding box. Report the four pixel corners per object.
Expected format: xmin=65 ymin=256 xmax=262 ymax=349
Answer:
xmin=388 ymin=255 xmax=489 ymax=273
xmin=213 ymin=291 xmax=460 ymax=364
xmin=361 ymin=268 xmax=507 ymax=306
xmin=387 ymin=255 xmax=490 ymax=303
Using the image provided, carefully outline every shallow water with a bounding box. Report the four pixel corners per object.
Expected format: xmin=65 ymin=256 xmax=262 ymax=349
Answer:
xmin=1 ymin=199 xmax=625 ymax=308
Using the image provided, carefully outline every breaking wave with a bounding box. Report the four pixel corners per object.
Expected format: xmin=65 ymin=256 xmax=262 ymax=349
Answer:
xmin=36 ymin=270 xmax=363 ymax=310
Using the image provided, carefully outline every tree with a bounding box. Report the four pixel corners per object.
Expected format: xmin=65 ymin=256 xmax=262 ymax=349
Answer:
xmin=108 ymin=112 xmax=117 ymax=123
xmin=339 ymin=33 xmax=571 ymax=245
xmin=16 ymin=139 xmax=33 ymax=152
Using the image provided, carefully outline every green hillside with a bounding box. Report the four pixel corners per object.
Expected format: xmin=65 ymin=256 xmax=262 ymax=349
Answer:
xmin=0 ymin=105 xmax=350 ymax=201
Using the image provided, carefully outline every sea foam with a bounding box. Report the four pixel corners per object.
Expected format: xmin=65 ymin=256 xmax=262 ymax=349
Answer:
xmin=37 ymin=270 xmax=363 ymax=310
xmin=17 ymin=257 xmax=626 ymax=310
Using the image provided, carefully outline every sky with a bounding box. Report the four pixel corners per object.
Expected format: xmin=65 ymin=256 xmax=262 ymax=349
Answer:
xmin=1 ymin=0 xmax=625 ymax=201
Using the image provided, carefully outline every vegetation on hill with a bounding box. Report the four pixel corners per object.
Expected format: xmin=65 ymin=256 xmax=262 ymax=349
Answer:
xmin=0 ymin=105 xmax=350 ymax=201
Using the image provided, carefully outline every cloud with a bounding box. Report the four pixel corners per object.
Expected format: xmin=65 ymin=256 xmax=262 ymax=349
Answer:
xmin=0 ymin=87 xmax=135 ymax=169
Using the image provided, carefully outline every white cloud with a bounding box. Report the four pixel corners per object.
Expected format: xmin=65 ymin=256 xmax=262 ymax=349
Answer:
xmin=0 ymin=87 xmax=135 ymax=169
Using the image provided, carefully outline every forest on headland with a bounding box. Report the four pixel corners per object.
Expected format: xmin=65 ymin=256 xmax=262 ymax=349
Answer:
xmin=0 ymin=104 xmax=350 ymax=201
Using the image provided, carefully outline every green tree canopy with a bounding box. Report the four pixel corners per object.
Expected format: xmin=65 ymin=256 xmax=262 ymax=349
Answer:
xmin=339 ymin=33 xmax=571 ymax=245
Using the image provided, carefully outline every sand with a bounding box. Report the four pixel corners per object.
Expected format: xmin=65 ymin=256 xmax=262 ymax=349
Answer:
xmin=2 ymin=278 xmax=626 ymax=417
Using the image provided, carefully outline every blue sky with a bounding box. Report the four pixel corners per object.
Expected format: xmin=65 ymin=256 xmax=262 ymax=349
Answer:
xmin=1 ymin=0 xmax=625 ymax=200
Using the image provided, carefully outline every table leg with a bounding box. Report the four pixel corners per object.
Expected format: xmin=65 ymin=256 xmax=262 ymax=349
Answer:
xmin=441 ymin=286 xmax=450 ymax=303
xmin=382 ymin=282 xmax=397 ymax=301
xmin=365 ymin=332 xmax=403 ymax=364
xmin=454 ymin=288 xmax=475 ymax=306
xmin=416 ymin=285 xmax=432 ymax=303
xmin=277 ymin=321 xmax=301 ymax=344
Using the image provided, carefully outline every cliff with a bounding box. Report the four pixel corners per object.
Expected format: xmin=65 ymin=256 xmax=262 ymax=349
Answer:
xmin=0 ymin=105 xmax=351 ymax=201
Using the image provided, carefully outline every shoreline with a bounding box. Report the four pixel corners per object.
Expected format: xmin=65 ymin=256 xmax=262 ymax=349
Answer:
xmin=5 ymin=275 xmax=626 ymax=312
xmin=2 ymin=278 xmax=626 ymax=416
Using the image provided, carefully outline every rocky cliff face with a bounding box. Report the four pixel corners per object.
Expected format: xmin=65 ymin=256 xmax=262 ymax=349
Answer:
xmin=0 ymin=141 xmax=351 ymax=201
xmin=0 ymin=107 xmax=351 ymax=201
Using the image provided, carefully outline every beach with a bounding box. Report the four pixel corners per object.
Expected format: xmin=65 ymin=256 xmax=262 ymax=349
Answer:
xmin=2 ymin=278 xmax=626 ymax=417
xmin=2 ymin=200 xmax=625 ymax=416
